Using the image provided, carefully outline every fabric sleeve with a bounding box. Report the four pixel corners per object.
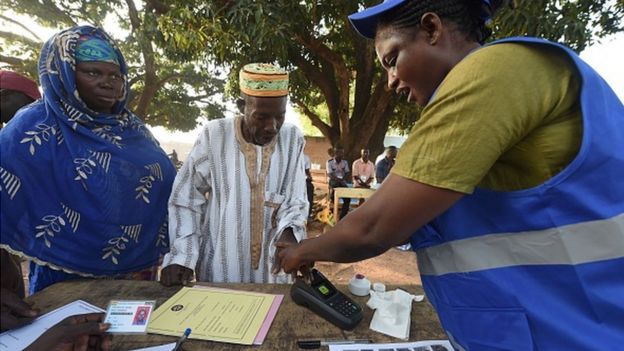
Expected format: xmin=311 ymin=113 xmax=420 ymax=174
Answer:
xmin=352 ymin=160 xmax=360 ymax=178
xmin=392 ymin=44 xmax=572 ymax=193
xmin=271 ymin=129 xmax=309 ymax=251
xmin=162 ymin=130 xmax=212 ymax=271
xmin=326 ymin=160 xmax=334 ymax=176
xmin=375 ymin=160 xmax=387 ymax=181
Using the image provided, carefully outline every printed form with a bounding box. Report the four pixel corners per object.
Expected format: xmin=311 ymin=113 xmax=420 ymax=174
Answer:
xmin=147 ymin=286 xmax=282 ymax=345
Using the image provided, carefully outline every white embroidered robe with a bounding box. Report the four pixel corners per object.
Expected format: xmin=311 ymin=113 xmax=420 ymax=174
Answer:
xmin=162 ymin=117 xmax=308 ymax=283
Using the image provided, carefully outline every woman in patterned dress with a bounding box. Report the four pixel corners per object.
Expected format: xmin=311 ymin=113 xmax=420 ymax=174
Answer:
xmin=0 ymin=25 xmax=175 ymax=294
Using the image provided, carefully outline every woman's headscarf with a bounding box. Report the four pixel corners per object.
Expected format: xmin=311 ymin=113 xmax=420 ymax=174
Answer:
xmin=0 ymin=25 xmax=175 ymax=279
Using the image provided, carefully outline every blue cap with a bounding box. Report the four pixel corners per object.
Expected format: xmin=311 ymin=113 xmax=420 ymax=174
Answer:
xmin=348 ymin=0 xmax=408 ymax=39
xmin=349 ymin=0 xmax=494 ymax=39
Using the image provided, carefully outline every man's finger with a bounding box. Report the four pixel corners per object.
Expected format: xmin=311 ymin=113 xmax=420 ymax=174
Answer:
xmin=1 ymin=312 xmax=35 ymax=330
xmin=1 ymin=289 xmax=38 ymax=317
xmin=274 ymin=241 xmax=290 ymax=250
xmin=63 ymin=321 xmax=110 ymax=338
xmin=71 ymin=313 xmax=105 ymax=324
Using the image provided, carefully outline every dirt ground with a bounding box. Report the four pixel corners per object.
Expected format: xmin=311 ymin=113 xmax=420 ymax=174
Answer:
xmin=306 ymin=220 xmax=421 ymax=286
xmin=305 ymin=185 xmax=422 ymax=286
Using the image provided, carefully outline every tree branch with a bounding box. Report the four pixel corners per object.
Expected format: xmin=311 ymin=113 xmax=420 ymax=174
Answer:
xmin=125 ymin=0 xmax=157 ymax=116
xmin=0 ymin=30 xmax=40 ymax=47
xmin=39 ymin=0 xmax=79 ymax=26
xmin=145 ymin=0 xmax=170 ymax=15
xmin=0 ymin=15 xmax=43 ymax=41
xmin=0 ymin=54 xmax=25 ymax=66
xmin=352 ymin=76 xmax=394 ymax=144
xmin=290 ymin=52 xmax=339 ymax=120
xmin=291 ymin=97 xmax=338 ymax=142
xmin=294 ymin=33 xmax=351 ymax=138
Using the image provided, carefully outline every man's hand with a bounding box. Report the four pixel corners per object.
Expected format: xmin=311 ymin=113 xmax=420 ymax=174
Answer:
xmin=0 ymin=288 xmax=38 ymax=331
xmin=275 ymin=240 xmax=313 ymax=281
xmin=25 ymin=313 xmax=111 ymax=351
xmin=272 ymin=228 xmax=298 ymax=276
xmin=160 ymin=265 xmax=194 ymax=287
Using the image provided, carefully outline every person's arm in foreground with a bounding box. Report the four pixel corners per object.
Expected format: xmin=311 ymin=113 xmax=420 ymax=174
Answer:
xmin=25 ymin=313 xmax=111 ymax=351
xmin=277 ymin=173 xmax=463 ymax=273
xmin=0 ymin=288 xmax=38 ymax=331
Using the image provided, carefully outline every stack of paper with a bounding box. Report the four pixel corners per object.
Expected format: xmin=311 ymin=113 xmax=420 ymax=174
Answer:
xmin=147 ymin=286 xmax=283 ymax=345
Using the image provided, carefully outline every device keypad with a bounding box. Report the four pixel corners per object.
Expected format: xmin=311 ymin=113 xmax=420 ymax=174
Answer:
xmin=329 ymin=296 xmax=360 ymax=317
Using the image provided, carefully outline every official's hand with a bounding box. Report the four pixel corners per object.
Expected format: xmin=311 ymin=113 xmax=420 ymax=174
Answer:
xmin=272 ymin=228 xmax=300 ymax=278
xmin=0 ymin=288 xmax=38 ymax=331
xmin=275 ymin=241 xmax=313 ymax=282
xmin=160 ymin=264 xmax=194 ymax=287
xmin=25 ymin=313 xmax=111 ymax=351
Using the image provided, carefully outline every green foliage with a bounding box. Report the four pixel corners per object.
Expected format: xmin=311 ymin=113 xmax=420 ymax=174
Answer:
xmin=156 ymin=0 xmax=623 ymax=149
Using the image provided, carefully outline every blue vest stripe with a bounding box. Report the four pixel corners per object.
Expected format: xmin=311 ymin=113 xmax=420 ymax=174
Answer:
xmin=417 ymin=213 xmax=624 ymax=276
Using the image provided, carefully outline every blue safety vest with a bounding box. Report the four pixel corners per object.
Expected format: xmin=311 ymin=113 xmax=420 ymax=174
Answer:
xmin=410 ymin=37 xmax=624 ymax=350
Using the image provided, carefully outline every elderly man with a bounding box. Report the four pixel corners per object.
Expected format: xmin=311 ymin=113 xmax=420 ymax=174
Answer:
xmin=0 ymin=70 xmax=41 ymax=127
xmin=161 ymin=63 xmax=308 ymax=285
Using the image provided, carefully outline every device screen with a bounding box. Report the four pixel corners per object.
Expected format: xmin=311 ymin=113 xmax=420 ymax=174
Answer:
xmin=313 ymin=282 xmax=336 ymax=298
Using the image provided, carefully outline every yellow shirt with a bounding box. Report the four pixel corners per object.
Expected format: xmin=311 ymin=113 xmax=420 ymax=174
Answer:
xmin=392 ymin=43 xmax=582 ymax=193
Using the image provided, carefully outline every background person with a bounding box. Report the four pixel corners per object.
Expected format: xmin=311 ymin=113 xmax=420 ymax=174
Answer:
xmin=0 ymin=70 xmax=42 ymax=297
xmin=352 ymin=148 xmax=375 ymax=189
xmin=375 ymin=145 xmax=397 ymax=184
xmin=326 ymin=145 xmax=351 ymax=219
xmin=0 ymin=70 xmax=41 ymax=127
xmin=277 ymin=0 xmax=624 ymax=349
xmin=0 ymin=25 xmax=176 ymax=294
xmin=304 ymin=153 xmax=314 ymax=218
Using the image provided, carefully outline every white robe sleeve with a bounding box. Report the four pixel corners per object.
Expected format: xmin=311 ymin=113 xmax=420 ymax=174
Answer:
xmin=162 ymin=132 xmax=212 ymax=271
xmin=272 ymin=130 xmax=308 ymax=246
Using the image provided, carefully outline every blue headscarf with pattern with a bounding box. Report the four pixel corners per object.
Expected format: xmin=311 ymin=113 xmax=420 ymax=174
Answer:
xmin=0 ymin=25 xmax=175 ymax=292
xmin=75 ymin=35 xmax=120 ymax=65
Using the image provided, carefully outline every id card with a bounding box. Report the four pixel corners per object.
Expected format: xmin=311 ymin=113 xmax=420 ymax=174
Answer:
xmin=104 ymin=300 xmax=156 ymax=334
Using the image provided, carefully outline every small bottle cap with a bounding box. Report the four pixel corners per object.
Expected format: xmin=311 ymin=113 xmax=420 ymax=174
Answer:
xmin=372 ymin=282 xmax=386 ymax=293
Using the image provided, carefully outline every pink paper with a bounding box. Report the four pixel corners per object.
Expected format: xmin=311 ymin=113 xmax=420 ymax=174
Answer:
xmin=253 ymin=294 xmax=284 ymax=345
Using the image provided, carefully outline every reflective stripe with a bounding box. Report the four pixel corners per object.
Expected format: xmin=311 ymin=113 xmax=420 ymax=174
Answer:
xmin=417 ymin=213 xmax=624 ymax=276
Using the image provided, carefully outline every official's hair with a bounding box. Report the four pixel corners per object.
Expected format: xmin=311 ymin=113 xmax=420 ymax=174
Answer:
xmin=377 ymin=0 xmax=514 ymax=44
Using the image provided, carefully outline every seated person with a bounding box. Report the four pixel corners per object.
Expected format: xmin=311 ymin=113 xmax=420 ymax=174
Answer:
xmin=375 ymin=145 xmax=397 ymax=184
xmin=326 ymin=146 xmax=351 ymax=219
xmin=352 ymin=148 xmax=375 ymax=205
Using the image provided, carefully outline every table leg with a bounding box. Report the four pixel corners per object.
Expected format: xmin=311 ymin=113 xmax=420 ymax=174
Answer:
xmin=334 ymin=192 xmax=339 ymax=222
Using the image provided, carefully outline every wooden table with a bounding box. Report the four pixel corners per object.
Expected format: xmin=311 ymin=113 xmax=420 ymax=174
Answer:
xmin=27 ymin=280 xmax=445 ymax=350
xmin=333 ymin=187 xmax=376 ymax=220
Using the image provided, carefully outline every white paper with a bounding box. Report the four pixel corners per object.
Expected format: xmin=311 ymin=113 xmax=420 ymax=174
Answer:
xmin=328 ymin=340 xmax=453 ymax=351
xmin=0 ymin=300 xmax=104 ymax=351
xmin=130 ymin=343 xmax=176 ymax=351
xmin=367 ymin=289 xmax=414 ymax=340
xmin=104 ymin=300 xmax=155 ymax=334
